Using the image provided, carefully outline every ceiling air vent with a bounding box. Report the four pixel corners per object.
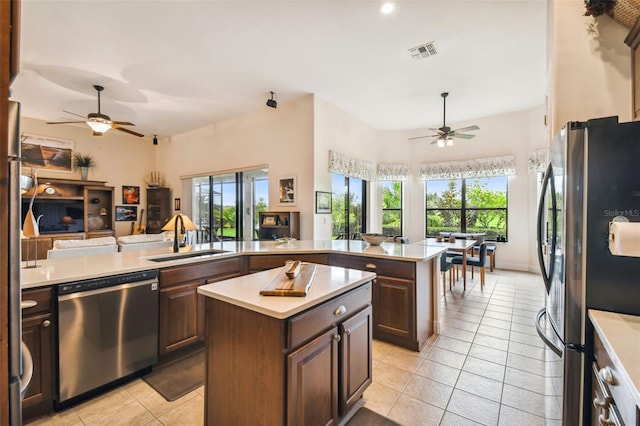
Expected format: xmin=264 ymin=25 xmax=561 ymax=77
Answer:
xmin=409 ymin=42 xmax=437 ymax=60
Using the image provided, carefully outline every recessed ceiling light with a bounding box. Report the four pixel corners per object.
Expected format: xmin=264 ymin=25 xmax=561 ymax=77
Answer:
xmin=379 ymin=1 xmax=396 ymax=15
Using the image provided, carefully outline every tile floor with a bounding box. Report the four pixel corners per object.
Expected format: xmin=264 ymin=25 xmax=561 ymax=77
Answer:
xmin=26 ymin=269 xmax=560 ymax=426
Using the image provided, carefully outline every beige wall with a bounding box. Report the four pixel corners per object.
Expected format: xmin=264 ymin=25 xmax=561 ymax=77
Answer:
xmin=548 ymin=0 xmax=632 ymax=136
xmin=313 ymin=96 xmax=380 ymax=240
xmin=157 ymin=94 xmax=316 ymax=240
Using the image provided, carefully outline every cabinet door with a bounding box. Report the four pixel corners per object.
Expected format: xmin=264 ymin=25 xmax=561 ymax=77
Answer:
xmin=287 ymin=327 xmax=339 ymax=426
xmin=372 ymin=276 xmax=415 ymax=341
xmin=21 ymin=312 xmax=54 ymax=417
xmin=339 ymin=306 xmax=372 ymax=415
xmin=159 ymin=280 xmax=202 ymax=355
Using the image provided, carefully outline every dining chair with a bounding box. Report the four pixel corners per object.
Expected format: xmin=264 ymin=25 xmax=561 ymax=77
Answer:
xmin=440 ymin=253 xmax=455 ymax=292
xmin=474 ymin=243 xmax=496 ymax=271
xmin=451 ymin=242 xmax=487 ymax=289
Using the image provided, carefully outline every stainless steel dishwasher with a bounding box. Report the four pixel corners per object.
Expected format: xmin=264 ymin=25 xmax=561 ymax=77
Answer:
xmin=57 ymin=270 xmax=159 ymax=405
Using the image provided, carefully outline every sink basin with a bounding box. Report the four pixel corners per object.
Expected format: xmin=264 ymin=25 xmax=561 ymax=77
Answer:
xmin=146 ymin=249 xmax=228 ymax=262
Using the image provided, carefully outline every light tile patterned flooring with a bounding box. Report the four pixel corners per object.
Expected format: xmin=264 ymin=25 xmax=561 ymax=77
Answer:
xmin=27 ymin=269 xmax=561 ymax=425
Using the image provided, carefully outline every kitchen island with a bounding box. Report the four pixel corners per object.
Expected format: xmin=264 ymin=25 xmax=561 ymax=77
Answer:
xmin=198 ymin=264 xmax=375 ymax=425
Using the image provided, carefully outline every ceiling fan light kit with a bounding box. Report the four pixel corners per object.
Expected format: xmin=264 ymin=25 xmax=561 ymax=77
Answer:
xmin=409 ymin=92 xmax=479 ymax=147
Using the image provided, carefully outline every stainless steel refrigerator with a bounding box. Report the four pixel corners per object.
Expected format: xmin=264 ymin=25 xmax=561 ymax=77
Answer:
xmin=536 ymin=116 xmax=640 ymax=425
xmin=7 ymin=99 xmax=33 ymax=425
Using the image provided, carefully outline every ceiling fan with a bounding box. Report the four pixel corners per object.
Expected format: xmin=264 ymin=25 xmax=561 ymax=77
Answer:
xmin=47 ymin=85 xmax=144 ymax=137
xmin=409 ymin=92 xmax=479 ymax=147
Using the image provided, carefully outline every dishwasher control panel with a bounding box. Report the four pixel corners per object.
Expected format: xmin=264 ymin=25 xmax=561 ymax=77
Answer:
xmin=58 ymin=270 xmax=159 ymax=295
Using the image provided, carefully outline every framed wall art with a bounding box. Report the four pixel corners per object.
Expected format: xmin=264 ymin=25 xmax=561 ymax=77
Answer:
xmin=115 ymin=205 xmax=137 ymax=222
xmin=315 ymin=191 xmax=332 ymax=214
xmin=122 ymin=186 xmax=140 ymax=204
xmin=21 ymin=134 xmax=74 ymax=172
xmin=278 ymin=176 xmax=297 ymax=206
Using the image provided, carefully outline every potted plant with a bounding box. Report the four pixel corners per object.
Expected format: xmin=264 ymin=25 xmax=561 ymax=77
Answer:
xmin=72 ymin=152 xmax=96 ymax=180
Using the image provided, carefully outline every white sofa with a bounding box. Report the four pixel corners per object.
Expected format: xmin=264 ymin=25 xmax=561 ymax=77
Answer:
xmin=117 ymin=234 xmax=172 ymax=252
xmin=47 ymin=236 xmax=118 ymax=259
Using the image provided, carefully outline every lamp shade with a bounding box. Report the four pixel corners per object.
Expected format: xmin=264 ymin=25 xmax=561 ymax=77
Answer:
xmin=162 ymin=213 xmax=198 ymax=232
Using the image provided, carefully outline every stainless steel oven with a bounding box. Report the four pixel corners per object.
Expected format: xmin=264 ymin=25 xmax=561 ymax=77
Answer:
xmin=57 ymin=270 xmax=159 ymax=405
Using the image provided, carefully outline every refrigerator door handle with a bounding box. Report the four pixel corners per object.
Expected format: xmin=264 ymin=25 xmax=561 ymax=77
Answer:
xmin=536 ymin=162 xmax=557 ymax=294
xmin=535 ymin=307 xmax=563 ymax=357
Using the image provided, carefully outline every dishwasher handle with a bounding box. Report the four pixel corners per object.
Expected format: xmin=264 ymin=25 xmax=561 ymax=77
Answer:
xmin=58 ymin=278 xmax=158 ymax=301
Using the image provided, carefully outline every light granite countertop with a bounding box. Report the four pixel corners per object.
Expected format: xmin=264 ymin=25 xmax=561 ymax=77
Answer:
xmin=589 ymin=309 xmax=640 ymax=412
xmin=198 ymin=263 xmax=376 ymax=319
xmin=21 ymin=240 xmax=445 ymax=289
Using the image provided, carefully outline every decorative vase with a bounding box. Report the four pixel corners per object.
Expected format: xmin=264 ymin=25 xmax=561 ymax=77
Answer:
xmin=80 ymin=167 xmax=89 ymax=180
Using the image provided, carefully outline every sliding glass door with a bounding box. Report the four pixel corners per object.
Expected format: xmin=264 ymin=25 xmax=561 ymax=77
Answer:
xmin=191 ymin=167 xmax=268 ymax=242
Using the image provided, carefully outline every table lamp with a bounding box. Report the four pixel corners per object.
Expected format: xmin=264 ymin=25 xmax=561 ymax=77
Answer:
xmin=162 ymin=213 xmax=198 ymax=252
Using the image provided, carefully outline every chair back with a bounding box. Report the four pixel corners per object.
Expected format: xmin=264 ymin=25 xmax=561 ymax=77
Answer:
xmin=477 ymin=242 xmax=487 ymax=264
xmin=440 ymin=252 xmax=452 ymax=271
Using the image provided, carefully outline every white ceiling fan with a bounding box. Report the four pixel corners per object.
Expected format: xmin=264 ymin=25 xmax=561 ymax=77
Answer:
xmin=47 ymin=85 xmax=144 ymax=137
xmin=409 ymin=92 xmax=479 ymax=147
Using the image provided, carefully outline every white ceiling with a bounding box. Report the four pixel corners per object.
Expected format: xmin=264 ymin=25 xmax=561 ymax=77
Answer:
xmin=12 ymin=0 xmax=547 ymax=142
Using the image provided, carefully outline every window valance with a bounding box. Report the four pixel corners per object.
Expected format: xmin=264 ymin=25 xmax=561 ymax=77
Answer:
xmin=329 ymin=150 xmax=375 ymax=181
xmin=418 ymin=155 xmax=516 ymax=180
xmin=528 ymin=148 xmax=548 ymax=173
xmin=377 ymin=163 xmax=410 ymax=181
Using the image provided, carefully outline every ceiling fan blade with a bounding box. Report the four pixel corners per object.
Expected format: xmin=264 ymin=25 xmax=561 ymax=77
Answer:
xmin=428 ymin=128 xmax=446 ymax=135
xmin=451 ymin=133 xmax=476 ymax=139
xmin=453 ymin=125 xmax=479 ymax=133
xmin=62 ymin=110 xmax=88 ymax=119
xmin=46 ymin=121 xmax=85 ymax=124
xmin=112 ymin=120 xmax=135 ymax=126
xmin=409 ymin=134 xmax=439 ymax=141
xmin=114 ymin=126 xmax=144 ymax=138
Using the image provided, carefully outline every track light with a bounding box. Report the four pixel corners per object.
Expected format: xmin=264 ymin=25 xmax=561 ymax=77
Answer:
xmin=266 ymin=91 xmax=277 ymax=109
xmin=153 ymin=135 xmax=158 ymax=145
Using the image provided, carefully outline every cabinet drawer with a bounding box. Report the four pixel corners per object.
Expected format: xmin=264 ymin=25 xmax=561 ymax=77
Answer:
xmin=22 ymin=287 xmax=53 ymax=317
xmin=593 ymin=330 xmax=636 ymax=425
xmin=160 ymin=257 xmax=241 ymax=286
xmin=287 ymin=282 xmax=371 ymax=349
xmin=330 ymin=254 xmax=415 ymax=280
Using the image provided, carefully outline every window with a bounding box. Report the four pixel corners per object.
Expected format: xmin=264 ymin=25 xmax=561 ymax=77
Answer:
xmin=191 ymin=168 xmax=268 ymax=242
xmin=381 ymin=181 xmax=402 ymax=236
xmin=331 ymin=174 xmax=366 ymax=239
xmin=426 ymin=176 xmax=507 ymax=240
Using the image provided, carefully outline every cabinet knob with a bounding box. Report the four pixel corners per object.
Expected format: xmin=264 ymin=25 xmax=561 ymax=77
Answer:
xmin=333 ymin=334 xmax=341 ymax=342
xmin=598 ymin=366 xmax=614 ymax=385
xmin=344 ymin=328 xmax=351 ymax=336
xmin=334 ymin=305 xmax=347 ymax=316
xmin=365 ymin=263 xmax=377 ymax=269
xmin=42 ymin=319 xmax=51 ymax=328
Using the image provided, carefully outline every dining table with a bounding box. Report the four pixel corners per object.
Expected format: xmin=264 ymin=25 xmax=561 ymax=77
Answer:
xmin=416 ymin=238 xmax=477 ymax=290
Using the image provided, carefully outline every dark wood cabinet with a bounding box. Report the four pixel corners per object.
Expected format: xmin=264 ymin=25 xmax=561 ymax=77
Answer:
xmin=330 ymin=253 xmax=433 ymax=351
xmin=21 ymin=287 xmax=55 ymax=421
xmin=287 ymin=327 xmax=339 ymax=425
xmin=204 ymin=281 xmax=372 ymax=425
xmin=146 ymin=187 xmax=171 ymax=234
xmin=158 ymin=257 xmax=242 ymax=360
xmin=258 ymin=211 xmax=300 ymax=240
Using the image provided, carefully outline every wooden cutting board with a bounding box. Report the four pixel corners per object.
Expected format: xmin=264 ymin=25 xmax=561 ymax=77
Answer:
xmin=260 ymin=263 xmax=317 ymax=297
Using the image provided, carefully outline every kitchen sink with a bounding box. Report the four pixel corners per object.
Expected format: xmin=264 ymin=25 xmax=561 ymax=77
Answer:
xmin=146 ymin=249 xmax=228 ymax=262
